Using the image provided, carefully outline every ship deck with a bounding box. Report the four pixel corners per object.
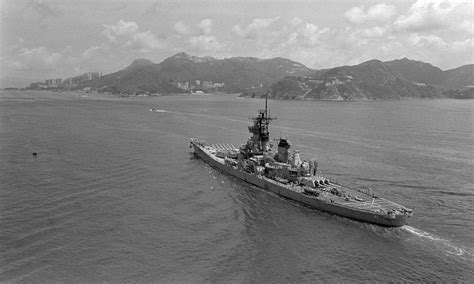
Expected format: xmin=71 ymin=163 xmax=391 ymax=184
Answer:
xmin=196 ymin=141 xmax=407 ymax=214
xmin=312 ymin=184 xmax=404 ymax=213
xmin=337 ymin=198 xmax=403 ymax=211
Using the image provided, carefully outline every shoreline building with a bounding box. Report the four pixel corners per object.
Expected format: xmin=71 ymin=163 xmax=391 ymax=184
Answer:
xmin=63 ymin=72 xmax=102 ymax=87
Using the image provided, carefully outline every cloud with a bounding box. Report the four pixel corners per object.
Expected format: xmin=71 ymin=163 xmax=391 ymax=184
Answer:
xmin=228 ymin=18 xmax=336 ymax=67
xmin=301 ymin=24 xmax=329 ymax=45
xmin=402 ymin=33 xmax=472 ymax=68
xmin=22 ymin=0 xmax=58 ymax=23
xmin=198 ymin=18 xmax=212 ymax=35
xmin=103 ymin=20 xmax=139 ymax=42
xmin=290 ymin=17 xmax=303 ymax=26
xmin=459 ymin=19 xmax=474 ymax=35
xmin=128 ymin=30 xmax=161 ymax=50
xmin=178 ymin=18 xmax=225 ymax=53
xmin=14 ymin=46 xmax=64 ymax=70
xmin=174 ymin=21 xmax=190 ymax=34
xmin=451 ymin=38 xmax=473 ymax=52
xmin=344 ymin=3 xmax=397 ymax=24
xmin=278 ymin=19 xmax=330 ymax=48
xmin=361 ymin=26 xmax=387 ymax=38
xmin=102 ymin=19 xmax=161 ymax=51
xmin=189 ymin=35 xmax=222 ymax=51
xmin=232 ymin=16 xmax=280 ymax=39
xmin=81 ymin=45 xmax=108 ymax=59
xmin=408 ymin=33 xmax=446 ymax=47
xmin=394 ymin=0 xmax=466 ymax=33
xmin=4 ymin=46 xmax=80 ymax=76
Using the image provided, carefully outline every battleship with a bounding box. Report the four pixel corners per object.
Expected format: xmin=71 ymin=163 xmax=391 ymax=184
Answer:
xmin=190 ymin=95 xmax=413 ymax=227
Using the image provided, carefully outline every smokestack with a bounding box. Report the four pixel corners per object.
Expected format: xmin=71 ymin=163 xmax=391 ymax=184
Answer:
xmin=277 ymin=138 xmax=290 ymax=163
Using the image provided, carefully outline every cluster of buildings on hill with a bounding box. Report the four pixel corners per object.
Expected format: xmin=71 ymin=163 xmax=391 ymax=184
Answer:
xmin=303 ymin=75 xmax=354 ymax=87
xmin=27 ymin=72 xmax=102 ymax=90
xmin=324 ymin=75 xmax=353 ymax=86
xmin=174 ymin=80 xmax=225 ymax=91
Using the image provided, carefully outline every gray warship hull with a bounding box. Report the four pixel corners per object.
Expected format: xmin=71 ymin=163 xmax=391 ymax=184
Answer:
xmin=191 ymin=141 xmax=411 ymax=227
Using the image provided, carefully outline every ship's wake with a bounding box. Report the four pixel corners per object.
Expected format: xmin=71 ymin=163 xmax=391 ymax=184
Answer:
xmin=403 ymin=226 xmax=445 ymax=242
xmin=401 ymin=226 xmax=472 ymax=260
xmin=150 ymin=108 xmax=169 ymax=113
xmin=148 ymin=108 xmax=250 ymax=125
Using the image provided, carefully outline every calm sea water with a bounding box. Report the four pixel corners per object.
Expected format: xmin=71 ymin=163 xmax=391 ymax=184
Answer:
xmin=1 ymin=91 xmax=473 ymax=282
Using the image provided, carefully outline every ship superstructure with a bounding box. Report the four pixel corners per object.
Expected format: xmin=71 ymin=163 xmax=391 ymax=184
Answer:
xmin=190 ymin=94 xmax=413 ymax=227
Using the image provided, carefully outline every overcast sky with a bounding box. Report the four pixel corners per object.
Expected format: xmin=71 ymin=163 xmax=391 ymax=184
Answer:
xmin=1 ymin=0 xmax=473 ymax=87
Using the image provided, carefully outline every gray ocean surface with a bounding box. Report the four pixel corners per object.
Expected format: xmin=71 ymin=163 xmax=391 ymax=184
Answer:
xmin=0 ymin=91 xmax=473 ymax=282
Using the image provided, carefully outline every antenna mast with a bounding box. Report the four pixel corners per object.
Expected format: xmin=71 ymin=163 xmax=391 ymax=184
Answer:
xmin=265 ymin=90 xmax=269 ymax=118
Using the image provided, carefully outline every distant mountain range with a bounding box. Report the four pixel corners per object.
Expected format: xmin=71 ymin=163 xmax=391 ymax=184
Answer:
xmin=40 ymin=52 xmax=473 ymax=100
xmin=266 ymin=58 xmax=473 ymax=100
xmin=80 ymin=52 xmax=313 ymax=95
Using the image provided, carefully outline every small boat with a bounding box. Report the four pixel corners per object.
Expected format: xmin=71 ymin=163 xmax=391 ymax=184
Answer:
xmin=32 ymin=143 xmax=38 ymax=156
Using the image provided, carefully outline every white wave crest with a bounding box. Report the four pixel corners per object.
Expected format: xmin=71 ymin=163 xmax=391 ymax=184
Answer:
xmin=402 ymin=226 xmax=466 ymax=257
xmin=150 ymin=109 xmax=169 ymax=113
xmin=402 ymin=226 xmax=444 ymax=241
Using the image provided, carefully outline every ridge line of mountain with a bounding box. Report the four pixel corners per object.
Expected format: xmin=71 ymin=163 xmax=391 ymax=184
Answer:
xmin=25 ymin=52 xmax=473 ymax=99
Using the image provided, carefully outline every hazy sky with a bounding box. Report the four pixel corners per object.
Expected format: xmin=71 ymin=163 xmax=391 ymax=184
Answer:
xmin=1 ymin=0 xmax=473 ymax=87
